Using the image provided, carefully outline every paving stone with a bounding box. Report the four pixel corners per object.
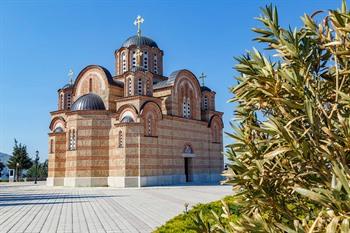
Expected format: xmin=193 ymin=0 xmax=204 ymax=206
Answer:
xmin=0 ymin=182 xmax=232 ymax=233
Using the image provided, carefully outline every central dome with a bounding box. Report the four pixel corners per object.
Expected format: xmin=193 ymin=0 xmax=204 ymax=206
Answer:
xmin=122 ymin=35 xmax=158 ymax=48
xmin=71 ymin=93 xmax=106 ymax=111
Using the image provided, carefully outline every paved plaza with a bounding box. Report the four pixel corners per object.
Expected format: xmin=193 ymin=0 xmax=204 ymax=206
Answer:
xmin=0 ymin=182 xmax=232 ymax=233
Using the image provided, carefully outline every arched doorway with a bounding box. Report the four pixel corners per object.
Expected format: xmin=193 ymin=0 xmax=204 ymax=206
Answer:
xmin=183 ymin=145 xmax=194 ymax=182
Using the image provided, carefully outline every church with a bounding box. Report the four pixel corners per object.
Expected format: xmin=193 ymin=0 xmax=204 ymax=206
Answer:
xmin=47 ymin=16 xmax=224 ymax=187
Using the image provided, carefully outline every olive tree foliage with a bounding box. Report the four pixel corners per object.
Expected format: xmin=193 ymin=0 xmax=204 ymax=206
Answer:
xmin=220 ymin=2 xmax=350 ymax=232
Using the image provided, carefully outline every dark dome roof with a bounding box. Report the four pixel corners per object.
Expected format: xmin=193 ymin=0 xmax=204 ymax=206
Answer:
xmin=121 ymin=116 xmax=135 ymax=123
xmin=201 ymin=86 xmax=212 ymax=92
xmin=71 ymin=93 xmax=106 ymax=111
xmin=122 ymin=35 xmax=158 ymax=48
xmin=53 ymin=127 xmax=64 ymax=133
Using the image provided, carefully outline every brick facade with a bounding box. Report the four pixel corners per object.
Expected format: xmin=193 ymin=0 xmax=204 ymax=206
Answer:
xmin=47 ymin=33 xmax=223 ymax=187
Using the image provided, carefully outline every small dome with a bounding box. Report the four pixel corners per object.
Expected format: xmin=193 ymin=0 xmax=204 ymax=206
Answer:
xmin=53 ymin=127 xmax=64 ymax=133
xmin=122 ymin=35 xmax=158 ymax=48
xmin=71 ymin=93 xmax=106 ymax=111
xmin=121 ymin=116 xmax=134 ymax=123
xmin=201 ymin=86 xmax=212 ymax=92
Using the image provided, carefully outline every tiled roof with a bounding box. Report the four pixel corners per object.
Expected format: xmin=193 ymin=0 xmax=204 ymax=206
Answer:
xmin=153 ymin=70 xmax=180 ymax=90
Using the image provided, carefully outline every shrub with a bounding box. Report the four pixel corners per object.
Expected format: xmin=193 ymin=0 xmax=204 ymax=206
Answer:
xmin=221 ymin=1 xmax=350 ymax=232
xmin=154 ymin=196 xmax=240 ymax=233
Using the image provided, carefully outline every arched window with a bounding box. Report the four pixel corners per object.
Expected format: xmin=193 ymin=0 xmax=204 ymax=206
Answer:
xmin=137 ymin=78 xmax=142 ymax=95
xmin=122 ymin=52 xmax=127 ymax=72
xmin=118 ymin=130 xmax=123 ymax=148
xmin=128 ymin=78 xmax=132 ymax=96
xmin=143 ymin=51 xmax=148 ymax=70
xmin=153 ymin=54 xmax=158 ymax=74
xmin=89 ymin=78 xmax=92 ymax=92
xmin=50 ymin=139 xmax=54 ymax=153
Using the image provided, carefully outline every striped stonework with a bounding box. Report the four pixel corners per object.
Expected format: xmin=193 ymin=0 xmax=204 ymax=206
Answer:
xmin=48 ymin=34 xmax=224 ymax=187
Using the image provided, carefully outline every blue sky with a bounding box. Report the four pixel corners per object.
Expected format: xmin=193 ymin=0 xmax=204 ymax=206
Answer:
xmin=0 ymin=0 xmax=342 ymax=160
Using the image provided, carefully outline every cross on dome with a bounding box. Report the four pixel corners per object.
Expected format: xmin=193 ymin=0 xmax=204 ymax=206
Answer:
xmin=133 ymin=15 xmax=145 ymax=68
xmin=134 ymin=15 xmax=144 ymax=37
xmin=199 ymin=72 xmax=207 ymax=87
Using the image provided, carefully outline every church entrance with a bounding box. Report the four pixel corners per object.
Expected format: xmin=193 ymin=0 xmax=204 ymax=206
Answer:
xmin=184 ymin=157 xmax=192 ymax=182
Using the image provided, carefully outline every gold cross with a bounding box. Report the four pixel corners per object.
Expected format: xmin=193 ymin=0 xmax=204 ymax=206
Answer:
xmin=199 ymin=72 xmax=207 ymax=86
xmin=134 ymin=15 xmax=144 ymax=36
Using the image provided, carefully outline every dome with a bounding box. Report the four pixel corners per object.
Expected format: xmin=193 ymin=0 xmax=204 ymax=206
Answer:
xmin=71 ymin=93 xmax=106 ymax=111
xmin=53 ymin=127 xmax=64 ymax=133
xmin=121 ymin=116 xmax=135 ymax=123
xmin=201 ymin=86 xmax=212 ymax=92
xmin=122 ymin=35 xmax=158 ymax=48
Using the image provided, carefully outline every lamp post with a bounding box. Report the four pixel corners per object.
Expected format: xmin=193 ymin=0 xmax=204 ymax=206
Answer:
xmin=16 ymin=162 xmax=19 ymax=182
xmin=34 ymin=150 xmax=39 ymax=184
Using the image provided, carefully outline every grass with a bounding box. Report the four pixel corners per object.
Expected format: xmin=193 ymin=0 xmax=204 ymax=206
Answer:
xmin=154 ymin=196 xmax=240 ymax=233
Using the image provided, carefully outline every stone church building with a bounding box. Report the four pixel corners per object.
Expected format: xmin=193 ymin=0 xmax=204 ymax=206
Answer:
xmin=47 ymin=17 xmax=224 ymax=187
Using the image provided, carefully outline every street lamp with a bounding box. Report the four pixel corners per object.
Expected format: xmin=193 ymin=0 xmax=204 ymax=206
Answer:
xmin=16 ymin=162 xmax=19 ymax=182
xmin=34 ymin=150 xmax=39 ymax=184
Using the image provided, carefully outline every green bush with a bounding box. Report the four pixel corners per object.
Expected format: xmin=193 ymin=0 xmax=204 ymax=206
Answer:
xmin=221 ymin=1 xmax=350 ymax=232
xmin=154 ymin=196 xmax=240 ymax=233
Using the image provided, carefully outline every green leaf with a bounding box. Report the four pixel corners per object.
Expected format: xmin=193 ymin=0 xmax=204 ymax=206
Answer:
xmin=263 ymin=147 xmax=291 ymax=159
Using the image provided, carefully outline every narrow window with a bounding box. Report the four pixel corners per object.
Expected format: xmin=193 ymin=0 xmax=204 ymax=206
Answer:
xmin=122 ymin=52 xmax=126 ymax=72
xmin=60 ymin=94 xmax=64 ymax=110
xmin=50 ymin=139 xmax=54 ymax=153
xmin=204 ymin=96 xmax=208 ymax=110
xmin=137 ymin=78 xmax=142 ymax=95
xmin=89 ymin=78 xmax=92 ymax=92
xmin=187 ymin=97 xmax=191 ymax=118
xmin=183 ymin=97 xmax=187 ymax=117
xmin=128 ymin=78 xmax=132 ymax=96
xmin=153 ymin=54 xmax=158 ymax=74
xmin=67 ymin=94 xmax=71 ymax=109
xmin=69 ymin=129 xmax=76 ymax=150
xmin=143 ymin=51 xmax=148 ymax=70
xmin=147 ymin=117 xmax=152 ymax=136
xmin=68 ymin=130 xmax=72 ymax=150
xmin=118 ymin=130 xmax=123 ymax=148
xmin=132 ymin=51 xmax=136 ymax=68
xmin=146 ymin=79 xmax=151 ymax=95
xmin=72 ymin=129 xmax=76 ymax=150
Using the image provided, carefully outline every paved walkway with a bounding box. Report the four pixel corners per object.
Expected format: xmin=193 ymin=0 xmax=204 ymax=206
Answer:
xmin=0 ymin=182 xmax=232 ymax=233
